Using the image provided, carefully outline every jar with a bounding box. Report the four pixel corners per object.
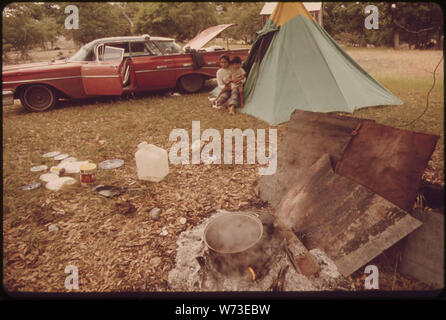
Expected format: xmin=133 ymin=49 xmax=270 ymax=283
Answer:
xmin=79 ymin=163 xmax=97 ymax=185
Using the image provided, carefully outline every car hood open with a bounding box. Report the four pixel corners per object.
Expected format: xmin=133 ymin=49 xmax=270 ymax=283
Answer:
xmin=183 ymin=24 xmax=236 ymax=51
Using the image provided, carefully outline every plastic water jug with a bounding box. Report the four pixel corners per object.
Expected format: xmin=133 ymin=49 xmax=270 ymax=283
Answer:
xmin=135 ymin=142 xmax=169 ymax=182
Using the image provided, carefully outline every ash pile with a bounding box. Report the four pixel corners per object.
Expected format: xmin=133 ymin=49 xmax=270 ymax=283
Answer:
xmin=168 ymin=210 xmax=343 ymax=292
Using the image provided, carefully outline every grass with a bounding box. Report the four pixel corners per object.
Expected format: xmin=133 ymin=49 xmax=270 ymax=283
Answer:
xmin=2 ymin=47 xmax=444 ymax=292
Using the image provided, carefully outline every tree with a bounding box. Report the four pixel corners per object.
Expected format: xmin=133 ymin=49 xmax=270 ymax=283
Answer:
xmin=322 ymin=2 xmax=442 ymax=49
xmin=133 ymin=3 xmax=177 ymax=38
xmin=389 ymin=2 xmax=443 ymax=49
xmin=216 ymin=2 xmax=263 ymax=44
xmin=38 ymin=16 xmax=60 ymax=50
xmin=2 ymin=3 xmax=46 ymax=60
xmin=112 ymin=2 xmax=144 ymax=32
xmin=59 ymin=2 xmax=131 ymax=45
xmin=133 ymin=2 xmax=218 ymax=41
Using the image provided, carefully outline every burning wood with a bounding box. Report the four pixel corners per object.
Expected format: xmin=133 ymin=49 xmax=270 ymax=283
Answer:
xmin=274 ymin=222 xmax=320 ymax=276
xmin=270 ymin=265 xmax=289 ymax=291
xmin=248 ymin=267 xmax=256 ymax=281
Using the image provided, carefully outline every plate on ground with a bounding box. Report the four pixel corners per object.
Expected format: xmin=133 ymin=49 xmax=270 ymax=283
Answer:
xmin=42 ymin=151 xmax=60 ymax=158
xmin=98 ymin=159 xmax=124 ymax=170
xmin=45 ymin=177 xmax=77 ymax=191
xmin=30 ymin=165 xmax=48 ymax=172
xmin=22 ymin=182 xmax=42 ymax=191
xmin=40 ymin=173 xmax=59 ymax=182
xmin=92 ymin=185 xmax=124 ymax=198
xmin=59 ymin=157 xmax=77 ymax=164
xmin=54 ymin=154 xmax=69 ymax=161
xmin=60 ymin=161 xmax=89 ymax=174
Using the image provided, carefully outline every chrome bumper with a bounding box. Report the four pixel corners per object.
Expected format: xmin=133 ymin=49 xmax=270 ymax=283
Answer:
xmin=2 ymin=90 xmax=14 ymax=106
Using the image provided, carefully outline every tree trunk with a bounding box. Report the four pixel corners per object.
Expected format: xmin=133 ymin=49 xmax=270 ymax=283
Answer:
xmin=415 ymin=34 xmax=421 ymax=49
xmin=116 ymin=3 xmax=134 ymax=30
xmin=394 ymin=29 xmax=400 ymax=49
xmin=359 ymin=34 xmax=366 ymax=47
xmin=436 ymin=28 xmax=443 ymax=50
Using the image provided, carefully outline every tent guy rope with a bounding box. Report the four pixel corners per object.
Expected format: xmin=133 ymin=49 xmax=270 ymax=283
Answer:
xmin=398 ymin=53 xmax=444 ymax=128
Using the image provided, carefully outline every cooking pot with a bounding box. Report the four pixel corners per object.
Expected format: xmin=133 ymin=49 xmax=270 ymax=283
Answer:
xmin=203 ymin=212 xmax=267 ymax=276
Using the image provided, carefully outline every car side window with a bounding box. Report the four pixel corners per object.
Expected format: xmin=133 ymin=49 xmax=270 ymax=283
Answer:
xmin=155 ymin=41 xmax=182 ymax=54
xmin=145 ymin=41 xmax=163 ymax=56
xmin=130 ymin=42 xmax=152 ymax=57
xmin=96 ymin=44 xmax=125 ymax=61
xmin=103 ymin=46 xmax=124 ymax=61
xmin=102 ymin=42 xmax=130 ymax=58
xmin=85 ymin=49 xmax=96 ymax=61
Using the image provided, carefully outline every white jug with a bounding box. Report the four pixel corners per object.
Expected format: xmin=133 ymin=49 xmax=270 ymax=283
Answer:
xmin=135 ymin=142 xmax=169 ymax=182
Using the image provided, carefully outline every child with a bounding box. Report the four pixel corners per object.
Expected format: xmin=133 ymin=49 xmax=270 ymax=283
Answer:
xmin=229 ymin=56 xmax=246 ymax=111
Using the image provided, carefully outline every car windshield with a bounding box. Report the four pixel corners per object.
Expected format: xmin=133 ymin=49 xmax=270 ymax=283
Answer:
xmin=69 ymin=43 xmax=96 ymax=62
xmin=154 ymin=41 xmax=182 ymax=54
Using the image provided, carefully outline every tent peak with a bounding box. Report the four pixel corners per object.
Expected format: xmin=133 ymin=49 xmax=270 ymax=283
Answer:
xmin=270 ymin=2 xmax=315 ymax=26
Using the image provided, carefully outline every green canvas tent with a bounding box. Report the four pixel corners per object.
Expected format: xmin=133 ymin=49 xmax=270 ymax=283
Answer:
xmin=241 ymin=2 xmax=403 ymax=125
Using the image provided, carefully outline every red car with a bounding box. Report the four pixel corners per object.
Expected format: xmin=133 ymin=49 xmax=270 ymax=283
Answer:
xmin=2 ymin=24 xmax=249 ymax=112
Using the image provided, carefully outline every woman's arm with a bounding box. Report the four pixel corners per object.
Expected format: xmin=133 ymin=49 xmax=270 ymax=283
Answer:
xmin=233 ymin=75 xmax=245 ymax=83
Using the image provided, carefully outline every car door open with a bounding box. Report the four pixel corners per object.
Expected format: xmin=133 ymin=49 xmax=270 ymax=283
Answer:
xmin=81 ymin=46 xmax=125 ymax=96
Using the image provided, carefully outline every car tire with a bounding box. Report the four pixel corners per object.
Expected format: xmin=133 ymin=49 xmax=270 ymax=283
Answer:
xmin=178 ymin=74 xmax=204 ymax=93
xmin=20 ymin=84 xmax=56 ymax=112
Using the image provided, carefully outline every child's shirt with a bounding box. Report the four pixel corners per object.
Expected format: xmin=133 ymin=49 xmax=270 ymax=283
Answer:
xmin=231 ymin=67 xmax=246 ymax=89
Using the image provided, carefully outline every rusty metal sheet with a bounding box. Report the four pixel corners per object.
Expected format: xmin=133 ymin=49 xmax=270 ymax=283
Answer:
xmin=335 ymin=121 xmax=439 ymax=212
xmin=258 ymin=110 xmax=373 ymax=207
xmin=276 ymin=154 xmax=423 ymax=277
xmin=399 ymin=209 xmax=444 ymax=288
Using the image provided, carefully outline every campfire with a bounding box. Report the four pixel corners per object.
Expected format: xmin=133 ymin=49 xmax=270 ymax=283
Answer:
xmin=168 ymin=210 xmax=343 ymax=292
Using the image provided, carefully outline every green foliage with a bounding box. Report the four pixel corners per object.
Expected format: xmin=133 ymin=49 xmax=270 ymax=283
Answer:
xmin=2 ymin=2 xmax=132 ymax=59
xmin=134 ymin=3 xmax=177 ymax=38
xmin=2 ymin=3 xmax=47 ymax=58
xmin=3 ymin=2 xmax=442 ymax=55
xmin=216 ymin=2 xmax=264 ymax=44
xmin=133 ymin=2 xmax=218 ymax=41
xmin=62 ymin=2 xmax=131 ymax=45
xmin=391 ymin=2 xmax=443 ymax=49
xmin=39 ymin=16 xmax=60 ymax=49
xmin=323 ymin=2 xmax=443 ymax=48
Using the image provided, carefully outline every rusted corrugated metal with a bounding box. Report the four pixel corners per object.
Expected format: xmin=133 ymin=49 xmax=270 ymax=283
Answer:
xmin=335 ymin=121 xmax=439 ymax=212
xmin=258 ymin=110 xmax=374 ymax=207
xmin=276 ymin=154 xmax=423 ymax=276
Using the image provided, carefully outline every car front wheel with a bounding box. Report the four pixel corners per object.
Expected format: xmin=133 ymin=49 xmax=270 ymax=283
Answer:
xmin=178 ymin=74 xmax=204 ymax=93
xmin=20 ymin=84 xmax=56 ymax=112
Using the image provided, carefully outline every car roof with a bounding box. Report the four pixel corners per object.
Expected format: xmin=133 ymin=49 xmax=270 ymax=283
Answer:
xmin=85 ymin=35 xmax=175 ymax=46
xmin=150 ymin=36 xmax=175 ymax=42
xmin=85 ymin=35 xmax=150 ymax=46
